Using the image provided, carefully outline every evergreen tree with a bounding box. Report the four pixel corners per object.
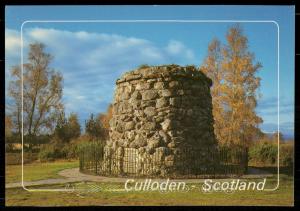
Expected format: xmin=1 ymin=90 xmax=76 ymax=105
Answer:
xmin=85 ymin=113 xmax=105 ymax=141
xmin=54 ymin=112 xmax=81 ymax=142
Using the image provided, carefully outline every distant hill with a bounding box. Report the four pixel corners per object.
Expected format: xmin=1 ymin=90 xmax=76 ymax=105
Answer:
xmin=264 ymin=132 xmax=294 ymax=141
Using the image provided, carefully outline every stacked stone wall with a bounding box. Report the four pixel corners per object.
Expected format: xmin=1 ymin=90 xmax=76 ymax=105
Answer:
xmin=103 ymin=65 xmax=218 ymax=177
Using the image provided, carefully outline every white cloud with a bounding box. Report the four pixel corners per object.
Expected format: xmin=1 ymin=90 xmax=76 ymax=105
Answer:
xmin=5 ymin=29 xmax=20 ymax=57
xmin=165 ymin=40 xmax=195 ymax=61
xmin=5 ymin=27 xmax=197 ymax=124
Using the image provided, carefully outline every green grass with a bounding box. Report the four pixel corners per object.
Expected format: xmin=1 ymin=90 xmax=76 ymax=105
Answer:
xmin=6 ymin=176 xmax=293 ymax=206
xmin=6 ymin=160 xmax=79 ymax=183
xmin=5 ymin=160 xmax=294 ymax=206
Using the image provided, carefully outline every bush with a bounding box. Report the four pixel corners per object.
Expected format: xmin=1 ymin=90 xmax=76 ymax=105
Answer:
xmin=280 ymin=143 xmax=294 ymax=167
xmin=38 ymin=135 xmax=107 ymax=162
xmin=38 ymin=138 xmax=66 ymax=162
xmin=6 ymin=152 xmax=38 ymax=165
xmin=64 ymin=135 xmax=94 ymax=159
xmin=249 ymin=141 xmax=293 ymax=167
xmin=5 ymin=143 xmax=15 ymax=153
xmin=62 ymin=141 xmax=82 ymax=160
xmin=39 ymin=144 xmax=57 ymax=162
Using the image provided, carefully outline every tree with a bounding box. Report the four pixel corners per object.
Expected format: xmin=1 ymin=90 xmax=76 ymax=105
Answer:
xmin=5 ymin=115 xmax=13 ymax=138
xmin=201 ymin=24 xmax=263 ymax=148
xmin=85 ymin=113 xmax=105 ymax=141
xmin=54 ymin=112 xmax=81 ymax=143
xmin=54 ymin=111 xmax=68 ymax=141
xmin=8 ymin=42 xmax=63 ymax=139
xmin=8 ymin=66 xmax=22 ymax=138
xmin=201 ymin=39 xmax=225 ymax=144
xmin=98 ymin=104 xmax=113 ymax=139
xmin=68 ymin=113 xmax=81 ymax=139
xmin=5 ymin=115 xmax=14 ymax=152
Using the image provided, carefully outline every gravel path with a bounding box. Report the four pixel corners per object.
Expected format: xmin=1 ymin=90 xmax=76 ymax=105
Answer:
xmin=6 ymin=167 xmax=274 ymax=189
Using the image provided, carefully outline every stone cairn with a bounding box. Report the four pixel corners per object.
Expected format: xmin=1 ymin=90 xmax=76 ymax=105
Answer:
xmin=103 ymin=65 xmax=218 ymax=177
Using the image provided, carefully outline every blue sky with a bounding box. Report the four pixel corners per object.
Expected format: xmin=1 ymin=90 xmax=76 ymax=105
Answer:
xmin=5 ymin=5 xmax=295 ymax=138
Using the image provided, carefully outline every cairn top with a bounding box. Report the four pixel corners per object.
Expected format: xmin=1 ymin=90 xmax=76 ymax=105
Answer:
xmin=116 ymin=64 xmax=212 ymax=86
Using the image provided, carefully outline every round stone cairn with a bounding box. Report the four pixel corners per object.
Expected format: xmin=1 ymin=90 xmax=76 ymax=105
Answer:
xmin=103 ymin=64 xmax=219 ymax=177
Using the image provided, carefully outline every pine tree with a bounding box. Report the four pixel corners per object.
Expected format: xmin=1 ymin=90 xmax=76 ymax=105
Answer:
xmin=54 ymin=112 xmax=81 ymax=142
xmin=85 ymin=113 xmax=105 ymax=141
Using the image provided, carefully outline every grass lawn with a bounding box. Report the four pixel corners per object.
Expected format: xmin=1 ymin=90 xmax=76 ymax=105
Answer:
xmin=6 ymin=160 xmax=79 ymax=183
xmin=5 ymin=160 xmax=294 ymax=206
xmin=6 ymin=176 xmax=293 ymax=206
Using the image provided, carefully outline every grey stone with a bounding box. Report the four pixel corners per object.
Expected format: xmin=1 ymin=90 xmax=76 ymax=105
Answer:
xmin=169 ymin=81 xmax=179 ymax=88
xmin=161 ymin=119 xmax=171 ymax=131
xmin=154 ymin=81 xmax=165 ymax=89
xmin=156 ymin=97 xmax=168 ymax=108
xmin=141 ymin=100 xmax=156 ymax=108
xmin=148 ymin=132 xmax=162 ymax=148
xmin=142 ymin=121 xmax=157 ymax=131
xmin=131 ymin=91 xmax=142 ymax=100
xmin=130 ymin=136 xmax=147 ymax=148
xmin=159 ymin=130 xmax=170 ymax=143
xmin=125 ymin=121 xmax=135 ymax=131
xmin=116 ymin=123 xmax=123 ymax=133
xmin=125 ymin=130 xmax=135 ymax=141
xmin=144 ymin=106 xmax=157 ymax=117
xmin=142 ymin=90 xmax=158 ymax=100
xmin=154 ymin=116 xmax=164 ymax=123
xmin=136 ymin=82 xmax=151 ymax=90
xmin=160 ymin=90 xmax=172 ymax=97
xmin=134 ymin=110 xmax=144 ymax=118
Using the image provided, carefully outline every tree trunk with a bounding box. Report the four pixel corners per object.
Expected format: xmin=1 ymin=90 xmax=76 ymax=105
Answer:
xmin=244 ymin=147 xmax=249 ymax=174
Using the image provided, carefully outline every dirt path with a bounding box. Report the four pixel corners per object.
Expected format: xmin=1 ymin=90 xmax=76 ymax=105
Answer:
xmin=6 ymin=167 xmax=274 ymax=189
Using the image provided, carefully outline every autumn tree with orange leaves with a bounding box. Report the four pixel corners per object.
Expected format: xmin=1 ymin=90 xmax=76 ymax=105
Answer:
xmin=201 ymin=24 xmax=263 ymax=148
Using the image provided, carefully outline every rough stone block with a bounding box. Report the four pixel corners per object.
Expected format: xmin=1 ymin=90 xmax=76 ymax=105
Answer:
xmin=105 ymin=65 xmax=217 ymax=177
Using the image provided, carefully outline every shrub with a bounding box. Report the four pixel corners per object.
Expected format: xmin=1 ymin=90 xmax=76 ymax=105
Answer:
xmin=38 ymin=144 xmax=56 ymax=162
xmin=280 ymin=143 xmax=293 ymax=167
xmin=249 ymin=142 xmax=276 ymax=165
xmin=64 ymin=135 xmax=92 ymax=159
xmin=38 ymin=135 xmax=107 ymax=162
xmin=38 ymin=138 xmax=66 ymax=162
xmin=5 ymin=143 xmax=15 ymax=153
xmin=249 ymin=141 xmax=293 ymax=167
xmin=6 ymin=152 xmax=38 ymax=165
